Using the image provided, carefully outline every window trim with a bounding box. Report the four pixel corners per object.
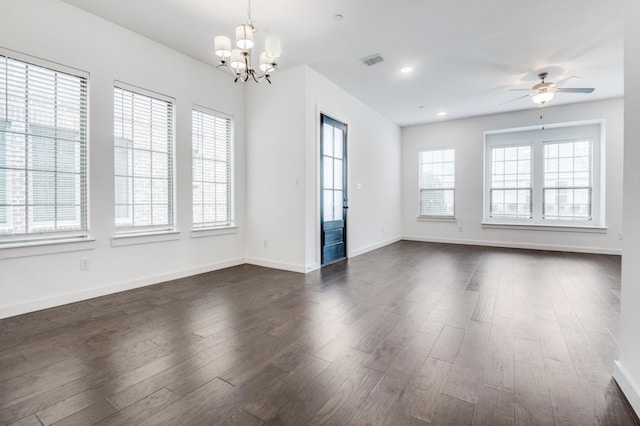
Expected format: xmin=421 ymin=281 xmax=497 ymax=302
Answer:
xmin=418 ymin=147 xmax=456 ymax=218
xmin=111 ymin=230 xmax=180 ymax=247
xmin=113 ymin=81 xmax=176 ymax=235
xmin=0 ymin=48 xmax=90 ymax=247
xmin=541 ymin=139 xmax=593 ymax=221
xmin=483 ymin=120 xmax=605 ymax=228
xmin=191 ymin=105 xmax=235 ymax=231
xmin=0 ymin=236 xmax=95 ymax=260
xmin=487 ymin=143 xmax=533 ymax=220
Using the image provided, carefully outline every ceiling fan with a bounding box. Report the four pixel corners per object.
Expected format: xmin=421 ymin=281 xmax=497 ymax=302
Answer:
xmin=505 ymin=72 xmax=595 ymax=105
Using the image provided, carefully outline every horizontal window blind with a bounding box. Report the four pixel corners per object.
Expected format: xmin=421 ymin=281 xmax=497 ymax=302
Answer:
xmin=0 ymin=54 xmax=88 ymax=242
xmin=543 ymin=140 xmax=592 ymax=220
xmin=489 ymin=145 xmax=532 ymax=219
xmin=192 ymin=108 xmax=232 ymax=228
xmin=114 ymin=85 xmax=174 ymax=232
xmin=419 ymin=148 xmax=455 ymax=217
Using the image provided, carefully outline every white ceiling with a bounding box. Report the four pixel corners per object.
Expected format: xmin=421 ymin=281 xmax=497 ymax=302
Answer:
xmin=60 ymin=0 xmax=624 ymax=126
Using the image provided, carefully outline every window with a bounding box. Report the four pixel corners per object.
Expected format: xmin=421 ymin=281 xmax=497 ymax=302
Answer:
xmin=192 ymin=107 xmax=233 ymax=228
xmin=114 ymin=84 xmax=174 ymax=233
xmin=419 ymin=148 xmax=455 ymax=217
xmin=484 ymin=122 xmax=602 ymax=227
xmin=543 ymin=140 xmax=592 ymax=220
xmin=489 ymin=145 xmax=532 ymax=219
xmin=0 ymin=52 xmax=88 ymax=243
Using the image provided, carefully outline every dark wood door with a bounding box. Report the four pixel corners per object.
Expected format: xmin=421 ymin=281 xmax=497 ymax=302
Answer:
xmin=321 ymin=114 xmax=347 ymax=265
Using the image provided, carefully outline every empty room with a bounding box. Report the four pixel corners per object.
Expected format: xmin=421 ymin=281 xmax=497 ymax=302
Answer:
xmin=1 ymin=0 xmax=640 ymax=425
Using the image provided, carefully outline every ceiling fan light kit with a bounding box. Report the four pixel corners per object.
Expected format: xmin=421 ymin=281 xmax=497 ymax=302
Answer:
xmin=532 ymin=91 xmax=555 ymax=105
xmin=506 ymin=72 xmax=595 ymax=106
xmin=530 ymin=72 xmax=556 ymax=105
xmin=214 ymin=0 xmax=280 ymax=83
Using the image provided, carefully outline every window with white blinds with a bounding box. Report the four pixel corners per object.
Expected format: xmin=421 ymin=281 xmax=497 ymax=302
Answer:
xmin=0 ymin=53 xmax=88 ymax=243
xmin=489 ymin=145 xmax=532 ymax=219
xmin=419 ymin=148 xmax=455 ymax=217
xmin=114 ymin=84 xmax=174 ymax=233
xmin=192 ymin=107 xmax=233 ymax=228
xmin=543 ymin=140 xmax=592 ymax=220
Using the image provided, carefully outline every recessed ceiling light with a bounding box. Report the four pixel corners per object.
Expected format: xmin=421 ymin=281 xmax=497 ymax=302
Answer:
xmin=334 ymin=14 xmax=344 ymax=21
xmin=437 ymin=111 xmax=447 ymax=116
xmin=400 ymin=67 xmax=413 ymax=74
xmin=418 ymin=105 xmax=425 ymax=109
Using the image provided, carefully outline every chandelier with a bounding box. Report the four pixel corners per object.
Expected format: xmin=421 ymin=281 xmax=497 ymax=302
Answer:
xmin=214 ymin=0 xmax=281 ymax=83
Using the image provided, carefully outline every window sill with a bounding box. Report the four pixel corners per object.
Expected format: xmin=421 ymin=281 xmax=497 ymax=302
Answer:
xmin=417 ymin=216 xmax=457 ymax=223
xmin=111 ymin=230 xmax=180 ymax=247
xmin=481 ymin=222 xmax=607 ymax=233
xmin=191 ymin=226 xmax=238 ymax=238
xmin=0 ymin=236 xmax=96 ymax=259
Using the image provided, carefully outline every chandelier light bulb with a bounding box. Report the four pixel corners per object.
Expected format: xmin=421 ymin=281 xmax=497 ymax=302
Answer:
xmin=230 ymin=49 xmax=246 ymax=71
xmin=265 ymin=37 xmax=282 ymax=59
xmin=259 ymin=52 xmax=274 ymax=71
xmin=214 ymin=36 xmax=232 ymax=58
xmin=236 ymin=24 xmax=254 ymax=50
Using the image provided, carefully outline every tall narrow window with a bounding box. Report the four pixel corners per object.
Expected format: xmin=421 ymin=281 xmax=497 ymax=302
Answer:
xmin=114 ymin=84 xmax=174 ymax=233
xmin=192 ymin=107 xmax=233 ymax=228
xmin=419 ymin=148 xmax=455 ymax=217
xmin=0 ymin=53 xmax=88 ymax=243
xmin=489 ymin=145 xmax=532 ymax=219
xmin=543 ymin=140 xmax=592 ymax=220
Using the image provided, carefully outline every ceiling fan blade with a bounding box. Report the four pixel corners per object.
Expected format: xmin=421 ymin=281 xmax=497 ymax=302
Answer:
xmin=555 ymin=87 xmax=595 ymax=93
xmin=499 ymin=94 xmax=529 ymax=105
xmin=555 ymin=75 xmax=581 ymax=86
xmin=509 ymin=88 xmax=530 ymax=92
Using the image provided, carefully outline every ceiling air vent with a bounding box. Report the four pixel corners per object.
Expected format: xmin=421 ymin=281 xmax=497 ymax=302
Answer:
xmin=360 ymin=54 xmax=384 ymax=66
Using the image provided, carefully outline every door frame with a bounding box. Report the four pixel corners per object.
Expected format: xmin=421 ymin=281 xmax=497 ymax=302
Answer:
xmin=318 ymin=111 xmax=349 ymax=267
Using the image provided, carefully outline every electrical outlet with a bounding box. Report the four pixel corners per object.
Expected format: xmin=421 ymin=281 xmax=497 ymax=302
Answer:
xmin=458 ymin=226 xmax=463 ymax=232
xmin=80 ymin=258 xmax=90 ymax=271
xmin=263 ymin=240 xmax=268 ymax=248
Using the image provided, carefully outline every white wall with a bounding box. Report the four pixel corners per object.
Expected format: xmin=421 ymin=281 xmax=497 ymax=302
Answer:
xmin=401 ymin=98 xmax=624 ymax=254
xmin=614 ymin=0 xmax=640 ymax=415
xmin=304 ymin=68 xmax=402 ymax=268
xmin=0 ymin=1 xmax=402 ymax=317
xmin=244 ymin=66 xmax=307 ymax=272
xmin=0 ymin=0 xmax=247 ymax=318
xmin=245 ymin=65 xmax=402 ymax=272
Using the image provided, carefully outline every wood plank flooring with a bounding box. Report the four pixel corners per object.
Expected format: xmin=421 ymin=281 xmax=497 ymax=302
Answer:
xmin=1 ymin=241 xmax=638 ymax=425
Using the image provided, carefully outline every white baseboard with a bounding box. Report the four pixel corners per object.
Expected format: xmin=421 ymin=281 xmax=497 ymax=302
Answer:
xmin=300 ymin=236 xmax=402 ymax=272
xmin=304 ymin=263 xmax=321 ymax=273
xmin=401 ymin=235 xmax=622 ymax=255
xmin=245 ymin=257 xmax=307 ymax=274
xmin=0 ymin=257 xmax=245 ymax=319
xmin=1 ymin=234 xmax=619 ymax=319
xmin=613 ymin=361 xmax=640 ymax=418
xmin=349 ymin=236 xmax=402 ymax=258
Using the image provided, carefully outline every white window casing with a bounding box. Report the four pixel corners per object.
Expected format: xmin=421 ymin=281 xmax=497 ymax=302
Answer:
xmin=484 ymin=121 xmax=604 ymax=228
xmin=113 ymin=82 xmax=175 ymax=234
xmin=0 ymin=50 xmax=89 ymax=245
xmin=418 ymin=148 xmax=455 ymax=218
xmin=191 ymin=106 xmax=234 ymax=230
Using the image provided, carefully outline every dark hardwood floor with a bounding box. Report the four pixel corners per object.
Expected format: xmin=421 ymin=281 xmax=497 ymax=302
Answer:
xmin=1 ymin=241 xmax=638 ymax=425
